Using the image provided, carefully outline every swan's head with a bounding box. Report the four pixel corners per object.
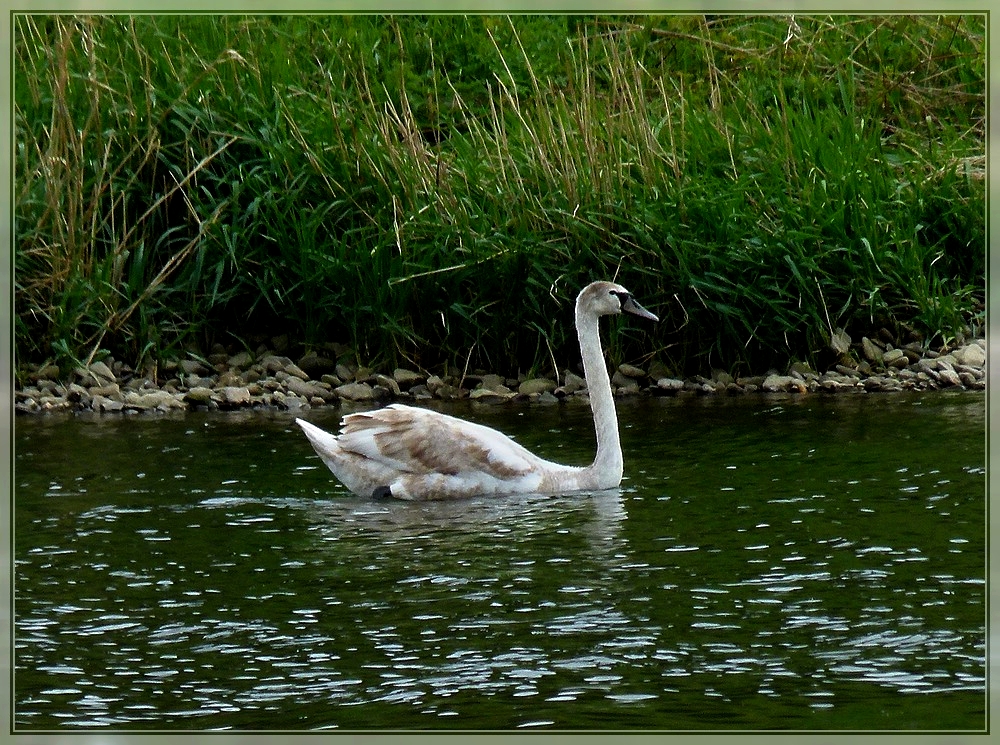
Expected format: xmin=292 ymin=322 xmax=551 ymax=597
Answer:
xmin=577 ymin=281 xmax=659 ymax=322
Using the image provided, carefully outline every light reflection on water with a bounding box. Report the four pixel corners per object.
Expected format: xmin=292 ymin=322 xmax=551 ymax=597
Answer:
xmin=14 ymin=393 xmax=985 ymax=730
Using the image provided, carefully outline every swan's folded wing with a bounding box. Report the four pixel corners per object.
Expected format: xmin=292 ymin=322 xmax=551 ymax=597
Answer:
xmin=336 ymin=404 xmax=536 ymax=479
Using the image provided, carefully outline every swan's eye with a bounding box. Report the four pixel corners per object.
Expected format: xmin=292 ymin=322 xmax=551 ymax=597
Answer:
xmin=609 ymin=290 xmax=629 ymax=306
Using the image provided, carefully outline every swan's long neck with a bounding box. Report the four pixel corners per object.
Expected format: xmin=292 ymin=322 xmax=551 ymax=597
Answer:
xmin=576 ymin=304 xmax=623 ymax=486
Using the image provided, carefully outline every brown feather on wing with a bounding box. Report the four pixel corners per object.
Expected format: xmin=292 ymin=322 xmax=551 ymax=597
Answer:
xmin=336 ymin=405 xmax=532 ymax=480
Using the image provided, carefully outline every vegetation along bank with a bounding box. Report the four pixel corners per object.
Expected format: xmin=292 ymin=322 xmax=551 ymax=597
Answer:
xmin=14 ymin=15 xmax=985 ymax=410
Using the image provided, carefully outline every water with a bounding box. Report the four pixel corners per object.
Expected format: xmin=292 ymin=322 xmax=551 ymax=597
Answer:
xmin=14 ymin=393 xmax=986 ymax=731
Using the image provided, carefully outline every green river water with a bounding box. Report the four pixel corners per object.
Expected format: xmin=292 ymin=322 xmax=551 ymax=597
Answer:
xmin=13 ymin=392 xmax=986 ymax=732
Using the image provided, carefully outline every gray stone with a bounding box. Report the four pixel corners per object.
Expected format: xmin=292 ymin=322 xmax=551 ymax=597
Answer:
xmin=711 ymin=369 xmax=733 ymax=386
xmin=89 ymin=382 xmax=122 ymax=400
xmin=787 ymin=361 xmax=815 ymax=380
xmin=335 ymin=382 xmax=375 ymax=401
xmin=763 ymin=374 xmax=796 ymax=392
xmin=227 ymin=351 xmax=254 ymax=369
xmin=297 ymin=351 xmax=338 ymax=377
xmin=91 ymin=394 xmax=125 ymax=413
xmin=470 ymin=387 xmax=514 ymax=403
xmin=260 ymin=355 xmax=295 ymax=374
xmin=425 ymin=375 xmax=445 ymax=394
xmin=285 ymin=377 xmax=334 ymax=401
xmin=129 ymin=390 xmax=186 ymax=410
xmin=179 ymin=358 xmax=209 ymax=376
xmin=612 ymin=371 xmax=640 ymax=392
xmin=937 ymin=367 xmax=963 ymax=387
xmin=32 ymin=363 xmax=61 ymax=382
xmin=656 ymin=377 xmax=685 ymax=392
xmin=219 ymin=386 xmax=252 ymax=406
xmin=375 ymin=374 xmax=401 ymax=397
xmin=954 ymin=343 xmax=985 ymax=368
xmin=479 ymin=374 xmax=508 ymax=392
xmin=518 ymin=378 xmax=557 ymax=395
xmin=861 ymin=337 xmax=883 ymax=365
xmin=882 ymin=348 xmax=908 ymax=368
xmin=434 ymin=383 xmax=466 ymax=400
xmin=829 ymin=328 xmax=851 ymax=355
xmin=284 ymin=362 xmax=310 ymax=381
xmin=647 ymin=360 xmax=671 ymax=381
xmin=89 ymin=360 xmax=116 ymax=384
xmin=216 ymin=370 xmax=243 ymax=388
xmin=617 ymin=363 xmax=646 ymax=379
xmin=393 ymin=368 xmax=425 ymax=387
xmin=561 ymin=370 xmax=587 ymax=394
xmin=184 ymin=386 xmax=215 ymax=404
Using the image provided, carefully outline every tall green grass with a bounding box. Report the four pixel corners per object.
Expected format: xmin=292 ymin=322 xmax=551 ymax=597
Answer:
xmin=14 ymin=14 xmax=985 ymax=378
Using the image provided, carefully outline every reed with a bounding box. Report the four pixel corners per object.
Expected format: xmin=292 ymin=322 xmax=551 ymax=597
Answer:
xmin=14 ymin=14 xmax=984 ymax=379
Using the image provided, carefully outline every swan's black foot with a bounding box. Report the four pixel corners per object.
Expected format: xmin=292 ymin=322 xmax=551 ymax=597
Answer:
xmin=371 ymin=485 xmax=393 ymax=499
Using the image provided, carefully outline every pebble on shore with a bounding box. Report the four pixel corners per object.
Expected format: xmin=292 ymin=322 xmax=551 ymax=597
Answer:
xmin=14 ymin=335 xmax=986 ymax=416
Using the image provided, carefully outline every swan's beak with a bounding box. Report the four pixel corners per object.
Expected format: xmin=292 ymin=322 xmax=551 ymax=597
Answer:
xmin=622 ymin=295 xmax=658 ymax=322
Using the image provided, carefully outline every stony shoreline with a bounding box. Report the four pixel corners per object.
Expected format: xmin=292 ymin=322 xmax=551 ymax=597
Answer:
xmin=14 ymin=333 xmax=986 ymax=416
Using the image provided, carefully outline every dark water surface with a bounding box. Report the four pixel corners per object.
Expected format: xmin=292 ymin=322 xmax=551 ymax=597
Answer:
xmin=14 ymin=392 xmax=986 ymax=731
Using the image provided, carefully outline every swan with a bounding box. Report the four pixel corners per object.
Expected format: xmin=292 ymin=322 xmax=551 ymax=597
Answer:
xmin=296 ymin=280 xmax=657 ymax=500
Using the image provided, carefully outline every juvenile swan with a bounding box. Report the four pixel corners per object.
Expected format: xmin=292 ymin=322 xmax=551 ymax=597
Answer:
xmin=296 ymin=281 xmax=657 ymax=500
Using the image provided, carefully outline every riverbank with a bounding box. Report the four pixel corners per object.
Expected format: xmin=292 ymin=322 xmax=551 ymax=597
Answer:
xmin=15 ymin=16 xmax=985 ymax=382
xmin=14 ymin=332 xmax=985 ymax=416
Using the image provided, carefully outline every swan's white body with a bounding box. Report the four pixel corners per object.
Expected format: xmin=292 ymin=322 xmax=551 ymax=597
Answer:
xmin=296 ymin=281 xmax=657 ymax=500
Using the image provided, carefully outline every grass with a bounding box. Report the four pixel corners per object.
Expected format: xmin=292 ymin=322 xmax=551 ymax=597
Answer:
xmin=14 ymin=14 xmax=985 ymax=380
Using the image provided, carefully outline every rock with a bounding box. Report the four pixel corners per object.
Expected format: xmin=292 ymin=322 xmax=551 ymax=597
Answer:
xmin=470 ymin=387 xmax=514 ymax=403
xmin=425 ymin=375 xmax=445 ymax=394
xmin=227 ymin=351 xmax=254 ymax=369
xmin=219 ymin=386 xmax=251 ymax=406
xmin=561 ymin=370 xmax=587 ymax=394
xmin=829 ymin=327 xmax=851 ymax=355
xmin=763 ymin=374 xmax=789 ymax=392
xmin=335 ymin=382 xmax=375 ymax=401
xmin=617 ymin=364 xmax=646 ymax=379
xmin=283 ymin=362 xmax=310 ymax=381
xmin=882 ymin=348 xmax=908 ymax=368
xmin=89 ymin=360 xmax=116 ymax=383
xmin=861 ymin=337 xmax=883 ymax=365
xmin=30 ymin=363 xmax=61 ymax=382
xmin=787 ymin=361 xmax=815 ymax=380
xmin=260 ymin=355 xmax=295 ymax=374
xmin=711 ymin=369 xmax=733 ymax=386
xmin=285 ymin=377 xmax=334 ymax=402
xmin=335 ymin=364 xmax=356 ymax=382
xmin=216 ymin=370 xmax=244 ymax=388
xmin=518 ymin=378 xmax=557 ymax=395
xmin=612 ymin=371 xmax=640 ymax=392
xmin=393 ymin=368 xmax=425 ymax=387
xmin=89 ymin=382 xmax=122 ymax=400
xmin=820 ymin=377 xmax=859 ymax=392
xmin=375 ymin=374 xmax=401 ymax=397
xmin=66 ymin=383 xmax=89 ymax=403
xmin=647 ymin=360 xmax=671 ymax=381
xmin=128 ymin=390 xmax=186 ymax=411
xmin=179 ymin=358 xmax=209 ymax=376
xmin=937 ymin=367 xmax=963 ymax=387
xmin=656 ymin=377 xmax=685 ymax=392
xmin=434 ymin=383 xmax=466 ymax=400
xmin=91 ymin=394 xmax=125 ymax=413
xmin=479 ymin=373 xmax=508 ymax=392
xmin=954 ymin=343 xmax=986 ymax=368
xmin=297 ymin=351 xmax=338 ymax=378
xmin=184 ymin=386 xmax=215 ymax=404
